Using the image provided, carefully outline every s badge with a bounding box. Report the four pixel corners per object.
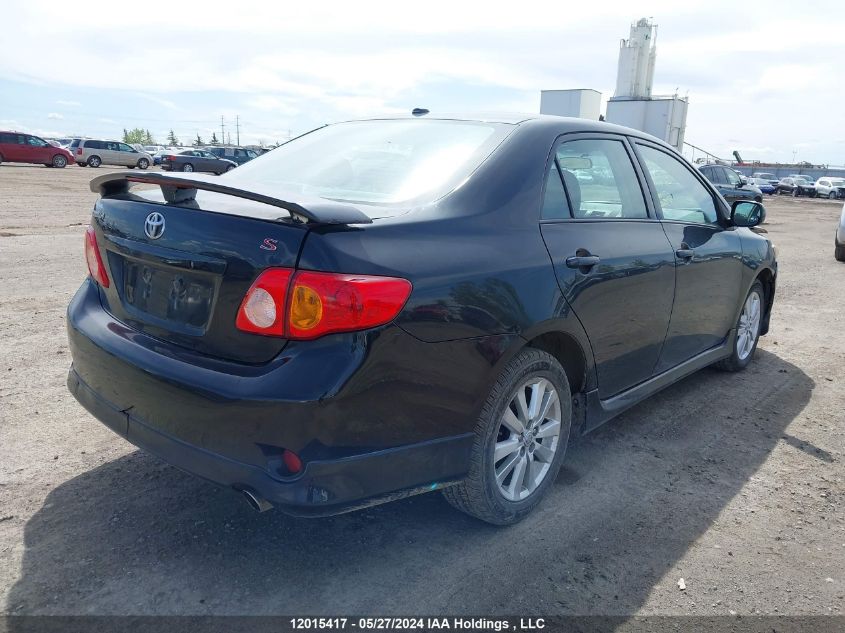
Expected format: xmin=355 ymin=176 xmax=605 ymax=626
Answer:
xmin=260 ymin=238 xmax=278 ymax=251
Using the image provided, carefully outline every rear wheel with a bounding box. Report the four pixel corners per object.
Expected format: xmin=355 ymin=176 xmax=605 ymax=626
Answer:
xmin=443 ymin=348 xmax=572 ymax=525
xmin=138 ymin=158 xmax=149 ymax=170
xmin=182 ymin=163 xmax=194 ymax=172
xmin=836 ymin=242 xmax=845 ymax=262
xmin=87 ymin=155 xmax=101 ymax=168
xmin=716 ymin=281 xmax=764 ymax=372
xmin=51 ymin=154 xmax=67 ymax=168
xmin=226 ymin=165 xmax=235 ymax=172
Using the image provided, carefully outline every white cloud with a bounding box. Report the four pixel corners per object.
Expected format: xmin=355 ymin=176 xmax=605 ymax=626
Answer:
xmin=46 ymin=112 xmax=63 ymax=119
xmin=1 ymin=0 xmax=844 ymax=163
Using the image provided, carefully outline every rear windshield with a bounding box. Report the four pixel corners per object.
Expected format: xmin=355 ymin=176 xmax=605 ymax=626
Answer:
xmin=226 ymin=119 xmax=512 ymax=208
xmin=69 ymin=139 xmax=80 ymax=148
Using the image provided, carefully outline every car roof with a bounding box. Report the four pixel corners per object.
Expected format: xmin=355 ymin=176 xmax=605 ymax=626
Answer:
xmin=339 ymin=112 xmax=678 ymax=148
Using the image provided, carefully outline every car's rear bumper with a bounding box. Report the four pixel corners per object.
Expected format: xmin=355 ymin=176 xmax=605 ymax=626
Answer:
xmin=66 ymin=279 xmax=483 ymax=515
xmin=67 ymin=367 xmax=469 ymax=515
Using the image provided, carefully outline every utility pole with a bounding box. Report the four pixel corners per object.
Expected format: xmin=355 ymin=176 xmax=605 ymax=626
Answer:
xmin=220 ymin=116 xmax=225 ymax=146
xmin=235 ymin=115 xmax=240 ymax=146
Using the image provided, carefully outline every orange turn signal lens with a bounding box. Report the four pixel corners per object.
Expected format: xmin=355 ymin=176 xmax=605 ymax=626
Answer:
xmin=289 ymin=284 xmax=323 ymax=331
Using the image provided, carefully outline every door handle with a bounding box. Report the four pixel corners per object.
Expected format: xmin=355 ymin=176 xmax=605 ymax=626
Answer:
xmin=675 ymin=248 xmax=694 ymax=260
xmin=565 ymin=255 xmax=601 ymax=269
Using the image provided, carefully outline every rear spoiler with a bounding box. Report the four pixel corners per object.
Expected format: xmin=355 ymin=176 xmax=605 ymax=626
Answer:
xmin=89 ymin=172 xmax=373 ymax=225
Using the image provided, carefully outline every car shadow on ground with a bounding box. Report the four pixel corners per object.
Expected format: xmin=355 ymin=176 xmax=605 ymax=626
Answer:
xmin=6 ymin=349 xmax=813 ymax=616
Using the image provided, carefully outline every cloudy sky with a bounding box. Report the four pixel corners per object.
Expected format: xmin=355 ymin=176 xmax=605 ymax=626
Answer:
xmin=3 ymin=0 xmax=844 ymax=164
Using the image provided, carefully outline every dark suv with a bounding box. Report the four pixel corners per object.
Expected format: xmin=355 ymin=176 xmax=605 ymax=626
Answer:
xmin=67 ymin=114 xmax=776 ymax=524
xmin=205 ymin=146 xmax=259 ymax=165
xmin=699 ymin=164 xmax=763 ymax=203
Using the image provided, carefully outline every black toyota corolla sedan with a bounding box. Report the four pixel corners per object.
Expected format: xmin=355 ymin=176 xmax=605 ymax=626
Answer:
xmin=67 ymin=113 xmax=776 ymax=524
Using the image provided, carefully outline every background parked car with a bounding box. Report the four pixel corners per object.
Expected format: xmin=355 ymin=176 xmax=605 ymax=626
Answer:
xmin=747 ymin=177 xmax=776 ymax=195
xmin=836 ymin=203 xmax=845 ymax=261
xmin=699 ymin=164 xmax=763 ymax=203
xmin=815 ymin=177 xmax=845 ymax=200
xmin=752 ymin=172 xmax=779 ymax=187
xmin=0 ymin=131 xmax=74 ymax=167
xmin=70 ymin=139 xmax=153 ymax=169
xmin=777 ymin=177 xmax=815 ymax=197
xmin=161 ymin=149 xmax=238 ymax=174
xmin=205 ymin=146 xmax=259 ymax=165
xmin=788 ymin=174 xmax=815 ymax=185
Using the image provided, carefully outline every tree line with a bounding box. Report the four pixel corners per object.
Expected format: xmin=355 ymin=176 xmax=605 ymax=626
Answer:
xmin=121 ymin=127 xmax=221 ymax=147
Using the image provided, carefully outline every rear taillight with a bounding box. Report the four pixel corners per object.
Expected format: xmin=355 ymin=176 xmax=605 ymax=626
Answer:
xmin=235 ymin=268 xmax=292 ymax=336
xmin=84 ymin=226 xmax=110 ymax=288
xmin=235 ymin=268 xmax=411 ymax=340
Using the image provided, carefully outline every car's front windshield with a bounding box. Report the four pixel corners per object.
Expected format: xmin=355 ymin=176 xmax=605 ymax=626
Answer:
xmin=226 ymin=119 xmax=513 ymax=210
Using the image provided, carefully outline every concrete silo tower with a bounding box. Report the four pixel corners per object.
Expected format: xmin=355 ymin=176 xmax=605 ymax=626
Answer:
xmin=605 ymin=17 xmax=688 ymax=151
xmin=614 ymin=18 xmax=657 ymax=99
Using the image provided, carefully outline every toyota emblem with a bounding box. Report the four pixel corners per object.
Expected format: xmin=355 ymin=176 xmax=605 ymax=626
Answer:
xmin=144 ymin=212 xmax=165 ymax=240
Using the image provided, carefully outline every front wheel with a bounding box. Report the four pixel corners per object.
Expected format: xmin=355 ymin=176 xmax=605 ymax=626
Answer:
xmin=443 ymin=348 xmax=572 ymax=525
xmin=835 ymin=243 xmax=845 ymax=262
xmin=716 ymin=281 xmax=764 ymax=372
xmin=830 ymin=192 xmax=837 ymax=200
xmin=52 ymin=154 xmax=67 ymax=168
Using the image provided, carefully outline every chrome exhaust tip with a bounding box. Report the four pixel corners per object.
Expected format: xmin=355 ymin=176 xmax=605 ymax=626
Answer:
xmin=241 ymin=488 xmax=273 ymax=513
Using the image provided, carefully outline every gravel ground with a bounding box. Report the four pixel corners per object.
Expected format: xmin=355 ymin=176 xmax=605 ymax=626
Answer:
xmin=0 ymin=164 xmax=843 ymax=617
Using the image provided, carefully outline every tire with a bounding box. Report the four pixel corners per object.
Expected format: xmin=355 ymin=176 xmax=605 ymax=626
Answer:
xmin=754 ymin=196 xmax=762 ymax=203
xmin=715 ymin=281 xmax=764 ymax=372
xmin=0 ymin=153 xmax=4 ymax=165
xmin=792 ymin=188 xmax=798 ymax=197
xmin=442 ymin=348 xmax=572 ymax=525
xmin=182 ymin=163 xmax=194 ymax=172
xmin=830 ymin=192 xmax=837 ymax=200
xmin=77 ymin=163 xmax=87 ymax=167
xmin=51 ymin=154 xmax=67 ymax=168
xmin=87 ymin=155 xmax=101 ymax=168
xmin=127 ymin=165 xmax=135 ymax=169
xmin=835 ymin=242 xmax=845 ymax=262
xmin=226 ymin=165 xmax=235 ymax=172
xmin=138 ymin=158 xmax=149 ymax=170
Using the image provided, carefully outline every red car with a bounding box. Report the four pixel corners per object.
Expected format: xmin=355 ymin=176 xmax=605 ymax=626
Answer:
xmin=0 ymin=131 xmax=74 ymax=168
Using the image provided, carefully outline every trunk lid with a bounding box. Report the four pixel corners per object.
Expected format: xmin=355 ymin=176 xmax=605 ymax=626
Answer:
xmin=92 ymin=189 xmax=309 ymax=363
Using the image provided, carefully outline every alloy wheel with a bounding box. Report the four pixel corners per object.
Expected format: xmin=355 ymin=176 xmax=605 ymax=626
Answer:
xmin=494 ymin=378 xmax=562 ymax=501
xmin=737 ymin=291 xmax=761 ymax=361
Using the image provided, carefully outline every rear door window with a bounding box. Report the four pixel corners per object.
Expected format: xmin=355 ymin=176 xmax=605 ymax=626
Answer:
xmin=541 ymin=162 xmax=571 ymax=220
xmin=554 ymin=138 xmax=648 ymax=219
xmin=0 ymin=132 xmax=15 ymax=144
xmin=636 ymin=144 xmax=720 ymax=226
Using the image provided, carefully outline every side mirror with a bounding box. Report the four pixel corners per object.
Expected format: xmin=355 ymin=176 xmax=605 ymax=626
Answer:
xmin=731 ymin=200 xmax=764 ymax=227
